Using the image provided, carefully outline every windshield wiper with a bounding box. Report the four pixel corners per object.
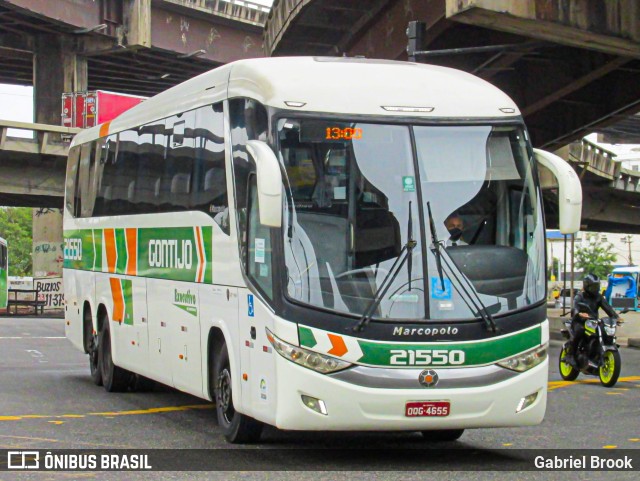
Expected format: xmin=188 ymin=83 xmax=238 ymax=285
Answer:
xmin=426 ymin=202 xmax=446 ymax=291
xmin=426 ymin=202 xmax=499 ymax=334
xmin=352 ymin=203 xmax=417 ymax=333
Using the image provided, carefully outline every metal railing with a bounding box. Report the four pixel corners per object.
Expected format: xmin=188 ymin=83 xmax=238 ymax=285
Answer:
xmin=160 ymin=0 xmax=270 ymax=26
xmin=0 ymin=120 xmax=80 ymax=156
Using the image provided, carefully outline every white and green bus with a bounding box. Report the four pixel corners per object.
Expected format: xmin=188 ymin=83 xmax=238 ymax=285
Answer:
xmin=64 ymin=57 xmax=582 ymax=443
xmin=0 ymin=237 xmax=7 ymax=309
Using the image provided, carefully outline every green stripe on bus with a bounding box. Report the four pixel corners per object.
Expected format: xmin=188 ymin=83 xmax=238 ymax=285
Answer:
xmin=93 ymin=229 xmax=103 ymax=272
xmin=122 ymin=279 xmax=134 ymax=325
xmin=202 ymin=227 xmax=213 ymax=284
xmin=65 ymin=226 xmax=214 ymax=284
xmin=115 ymin=229 xmax=127 ymax=274
xmin=355 ymin=325 xmax=541 ymax=367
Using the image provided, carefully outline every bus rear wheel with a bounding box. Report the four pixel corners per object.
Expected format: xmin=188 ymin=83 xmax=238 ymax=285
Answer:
xmin=99 ymin=314 xmax=131 ymax=392
xmin=88 ymin=331 xmax=102 ymax=386
xmin=420 ymin=429 xmax=465 ymax=442
xmin=84 ymin=310 xmax=102 ymax=386
xmin=213 ymin=341 xmax=263 ymax=443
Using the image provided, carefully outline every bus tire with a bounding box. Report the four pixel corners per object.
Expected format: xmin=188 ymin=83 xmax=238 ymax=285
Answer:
xmin=420 ymin=429 xmax=465 ymax=442
xmin=84 ymin=310 xmax=102 ymax=386
xmin=213 ymin=341 xmax=263 ymax=443
xmin=99 ymin=315 xmax=131 ymax=393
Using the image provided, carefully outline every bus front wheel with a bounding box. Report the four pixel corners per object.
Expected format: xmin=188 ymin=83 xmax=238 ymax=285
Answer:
xmin=99 ymin=314 xmax=131 ymax=392
xmin=213 ymin=341 xmax=263 ymax=443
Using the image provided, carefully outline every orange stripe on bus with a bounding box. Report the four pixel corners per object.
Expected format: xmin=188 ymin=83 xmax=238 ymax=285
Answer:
xmin=99 ymin=121 xmax=111 ymax=138
xmin=195 ymin=227 xmax=204 ymax=283
xmin=109 ymin=278 xmax=124 ymax=322
xmin=104 ymin=229 xmax=117 ymax=273
xmin=125 ymin=228 xmax=137 ymax=276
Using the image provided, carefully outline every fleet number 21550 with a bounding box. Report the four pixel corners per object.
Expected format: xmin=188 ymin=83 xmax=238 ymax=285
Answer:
xmin=389 ymin=349 xmax=465 ymax=366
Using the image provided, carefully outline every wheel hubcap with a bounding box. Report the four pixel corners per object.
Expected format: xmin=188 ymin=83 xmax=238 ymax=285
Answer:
xmin=217 ymin=369 xmax=234 ymax=423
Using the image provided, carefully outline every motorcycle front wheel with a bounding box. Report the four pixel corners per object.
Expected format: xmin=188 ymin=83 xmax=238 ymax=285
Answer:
xmin=599 ymin=350 xmax=621 ymax=387
xmin=559 ymin=346 xmax=579 ymax=381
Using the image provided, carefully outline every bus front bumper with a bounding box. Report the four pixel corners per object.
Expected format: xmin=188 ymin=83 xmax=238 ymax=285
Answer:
xmin=273 ymin=355 xmax=548 ymax=431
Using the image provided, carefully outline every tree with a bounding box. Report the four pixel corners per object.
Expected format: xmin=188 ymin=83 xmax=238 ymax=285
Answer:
xmin=574 ymin=240 xmax=616 ymax=279
xmin=0 ymin=207 xmax=32 ymax=276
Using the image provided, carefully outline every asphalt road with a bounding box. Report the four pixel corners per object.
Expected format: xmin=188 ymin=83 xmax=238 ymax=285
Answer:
xmin=0 ymin=317 xmax=638 ymax=480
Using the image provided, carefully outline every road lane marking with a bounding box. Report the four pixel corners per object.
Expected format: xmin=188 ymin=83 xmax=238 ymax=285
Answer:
xmin=548 ymin=376 xmax=640 ymax=391
xmin=603 ymin=445 xmax=617 ymax=449
xmin=0 ymin=403 xmax=213 ymax=422
xmin=0 ymin=336 xmax=66 ymax=339
xmin=0 ymin=434 xmax=135 ymax=449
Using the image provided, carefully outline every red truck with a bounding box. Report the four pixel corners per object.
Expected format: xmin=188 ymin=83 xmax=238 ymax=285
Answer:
xmin=62 ymin=90 xmax=146 ymax=129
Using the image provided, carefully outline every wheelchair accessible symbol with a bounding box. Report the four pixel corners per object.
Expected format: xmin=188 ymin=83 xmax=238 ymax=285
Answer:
xmin=248 ymin=294 xmax=255 ymax=317
xmin=431 ymin=277 xmax=452 ymax=300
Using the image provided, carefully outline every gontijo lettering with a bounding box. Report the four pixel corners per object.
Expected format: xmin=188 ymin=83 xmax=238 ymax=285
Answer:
xmin=148 ymin=239 xmax=193 ymax=269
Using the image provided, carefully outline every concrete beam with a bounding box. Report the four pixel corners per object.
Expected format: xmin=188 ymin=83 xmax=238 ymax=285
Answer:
xmin=149 ymin=4 xmax=262 ymax=63
xmin=447 ymin=0 xmax=640 ymax=58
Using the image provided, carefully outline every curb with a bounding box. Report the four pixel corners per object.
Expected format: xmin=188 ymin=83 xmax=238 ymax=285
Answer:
xmin=629 ymin=338 xmax=640 ymax=349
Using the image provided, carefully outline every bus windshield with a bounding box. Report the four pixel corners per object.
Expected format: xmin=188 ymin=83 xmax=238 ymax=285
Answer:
xmin=278 ymin=119 xmax=545 ymax=321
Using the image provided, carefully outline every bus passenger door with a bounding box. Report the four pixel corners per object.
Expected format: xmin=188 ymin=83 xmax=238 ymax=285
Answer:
xmin=169 ymin=283 xmax=203 ymax=396
xmin=108 ymin=276 xmax=149 ymax=377
xmin=146 ymin=278 xmax=174 ymax=387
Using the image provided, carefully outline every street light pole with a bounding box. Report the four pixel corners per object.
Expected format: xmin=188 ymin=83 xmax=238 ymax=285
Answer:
xmin=621 ymin=235 xmax=634 ymax=265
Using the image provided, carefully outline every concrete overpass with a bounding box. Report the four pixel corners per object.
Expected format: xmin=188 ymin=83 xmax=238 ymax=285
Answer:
xmin=265 ymin=0 xmax=640 ymax=152
xmin=0 ymin=0 xmax=267 ymax=207
xmin=0 ymin=0 xmax=267 ymax=99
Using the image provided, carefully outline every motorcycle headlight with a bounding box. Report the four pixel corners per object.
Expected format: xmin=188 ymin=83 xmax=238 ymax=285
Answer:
xmin=604 ymin=326 xmax=616 ymax=336
xmin=585 ymin=319 xmax=598 ymax=330
xmin=497 ymin=344 xmax=548 ymax=372
xmin=266 ymin=328 xmax=352 ymax=374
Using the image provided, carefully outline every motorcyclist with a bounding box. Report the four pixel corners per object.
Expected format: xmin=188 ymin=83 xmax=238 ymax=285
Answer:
xmin=566 ymin=274 xmax=619 ymax=367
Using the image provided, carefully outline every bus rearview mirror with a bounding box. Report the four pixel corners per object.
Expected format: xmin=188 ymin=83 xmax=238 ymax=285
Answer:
xmin=246 ymin=140 xmax=283 ymax=228
xmin=533 ymin=149 xmax=582 ymax=234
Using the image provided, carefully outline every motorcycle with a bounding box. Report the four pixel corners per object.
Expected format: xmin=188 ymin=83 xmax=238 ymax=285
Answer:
xmin=558 ymin=302 xmax=627 ymax=387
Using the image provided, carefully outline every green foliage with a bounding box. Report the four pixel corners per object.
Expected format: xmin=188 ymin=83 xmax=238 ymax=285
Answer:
xmin=574 ymin=241 xmax=616 ymax=279
xmin=0 ymin=207 xmax=32 ymax=276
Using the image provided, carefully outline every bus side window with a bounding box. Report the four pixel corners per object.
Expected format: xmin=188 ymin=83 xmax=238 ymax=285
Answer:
xmin=194 ymin=103 xmax=229 ymax=234
xmin=79 ymin=141 xmax=98 ymax=217
xmin=93 ymin=135 xmax=119 ymax=216
xmin=229 ymin=98 xmax=269 ymax=267
xmin=164 ymin=111 xmax=196 ymax=211
xmin=65 ymin=146 xmax=81 ymax=217
xmin=246 ymin=175 xmax=273 ymax=299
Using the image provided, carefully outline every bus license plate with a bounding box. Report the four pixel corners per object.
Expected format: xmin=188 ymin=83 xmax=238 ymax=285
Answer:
xmin=405 ymin=401 xmax=450 ymax=417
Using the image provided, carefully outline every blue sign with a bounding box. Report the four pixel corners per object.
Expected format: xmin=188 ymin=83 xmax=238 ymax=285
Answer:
xmin=431 ymin=277 xmax=453 ymax=300
xmin=248 ymin=294 xmax=255 ymax=317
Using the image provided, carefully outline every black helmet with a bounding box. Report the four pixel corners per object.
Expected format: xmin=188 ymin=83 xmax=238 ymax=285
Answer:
xmin=583 ymin=274 xmax=600 ymax=296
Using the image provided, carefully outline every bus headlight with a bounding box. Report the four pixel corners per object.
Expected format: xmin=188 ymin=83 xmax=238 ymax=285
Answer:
xmin=266 ymin=328 xmax=352 ymax=374
xmin=497 ymin=344 xmax=548 ymax=372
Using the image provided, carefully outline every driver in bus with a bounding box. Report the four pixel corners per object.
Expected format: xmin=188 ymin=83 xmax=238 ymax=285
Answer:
xmin=444 ymin=212 xmax=467 ymax=247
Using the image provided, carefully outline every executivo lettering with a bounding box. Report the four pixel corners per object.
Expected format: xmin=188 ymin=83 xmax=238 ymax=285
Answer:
xmin=148 ymin=239 xmax=193 ymax=269
xmin=173 ymin=288 xmax=197 ymax=316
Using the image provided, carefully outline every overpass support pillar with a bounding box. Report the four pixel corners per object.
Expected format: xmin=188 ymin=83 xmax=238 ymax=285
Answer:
xmin=34 ymin=35 xmax=87 ymax=125
xmin=33 ymin=35 xmax=84 ymax=278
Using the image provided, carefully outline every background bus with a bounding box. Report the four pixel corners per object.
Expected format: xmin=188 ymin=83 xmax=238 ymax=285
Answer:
xmin=63 ymin=57 xmax=581 ymax=443
xmin=0 ymin=237 xmax=7 ymax=309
